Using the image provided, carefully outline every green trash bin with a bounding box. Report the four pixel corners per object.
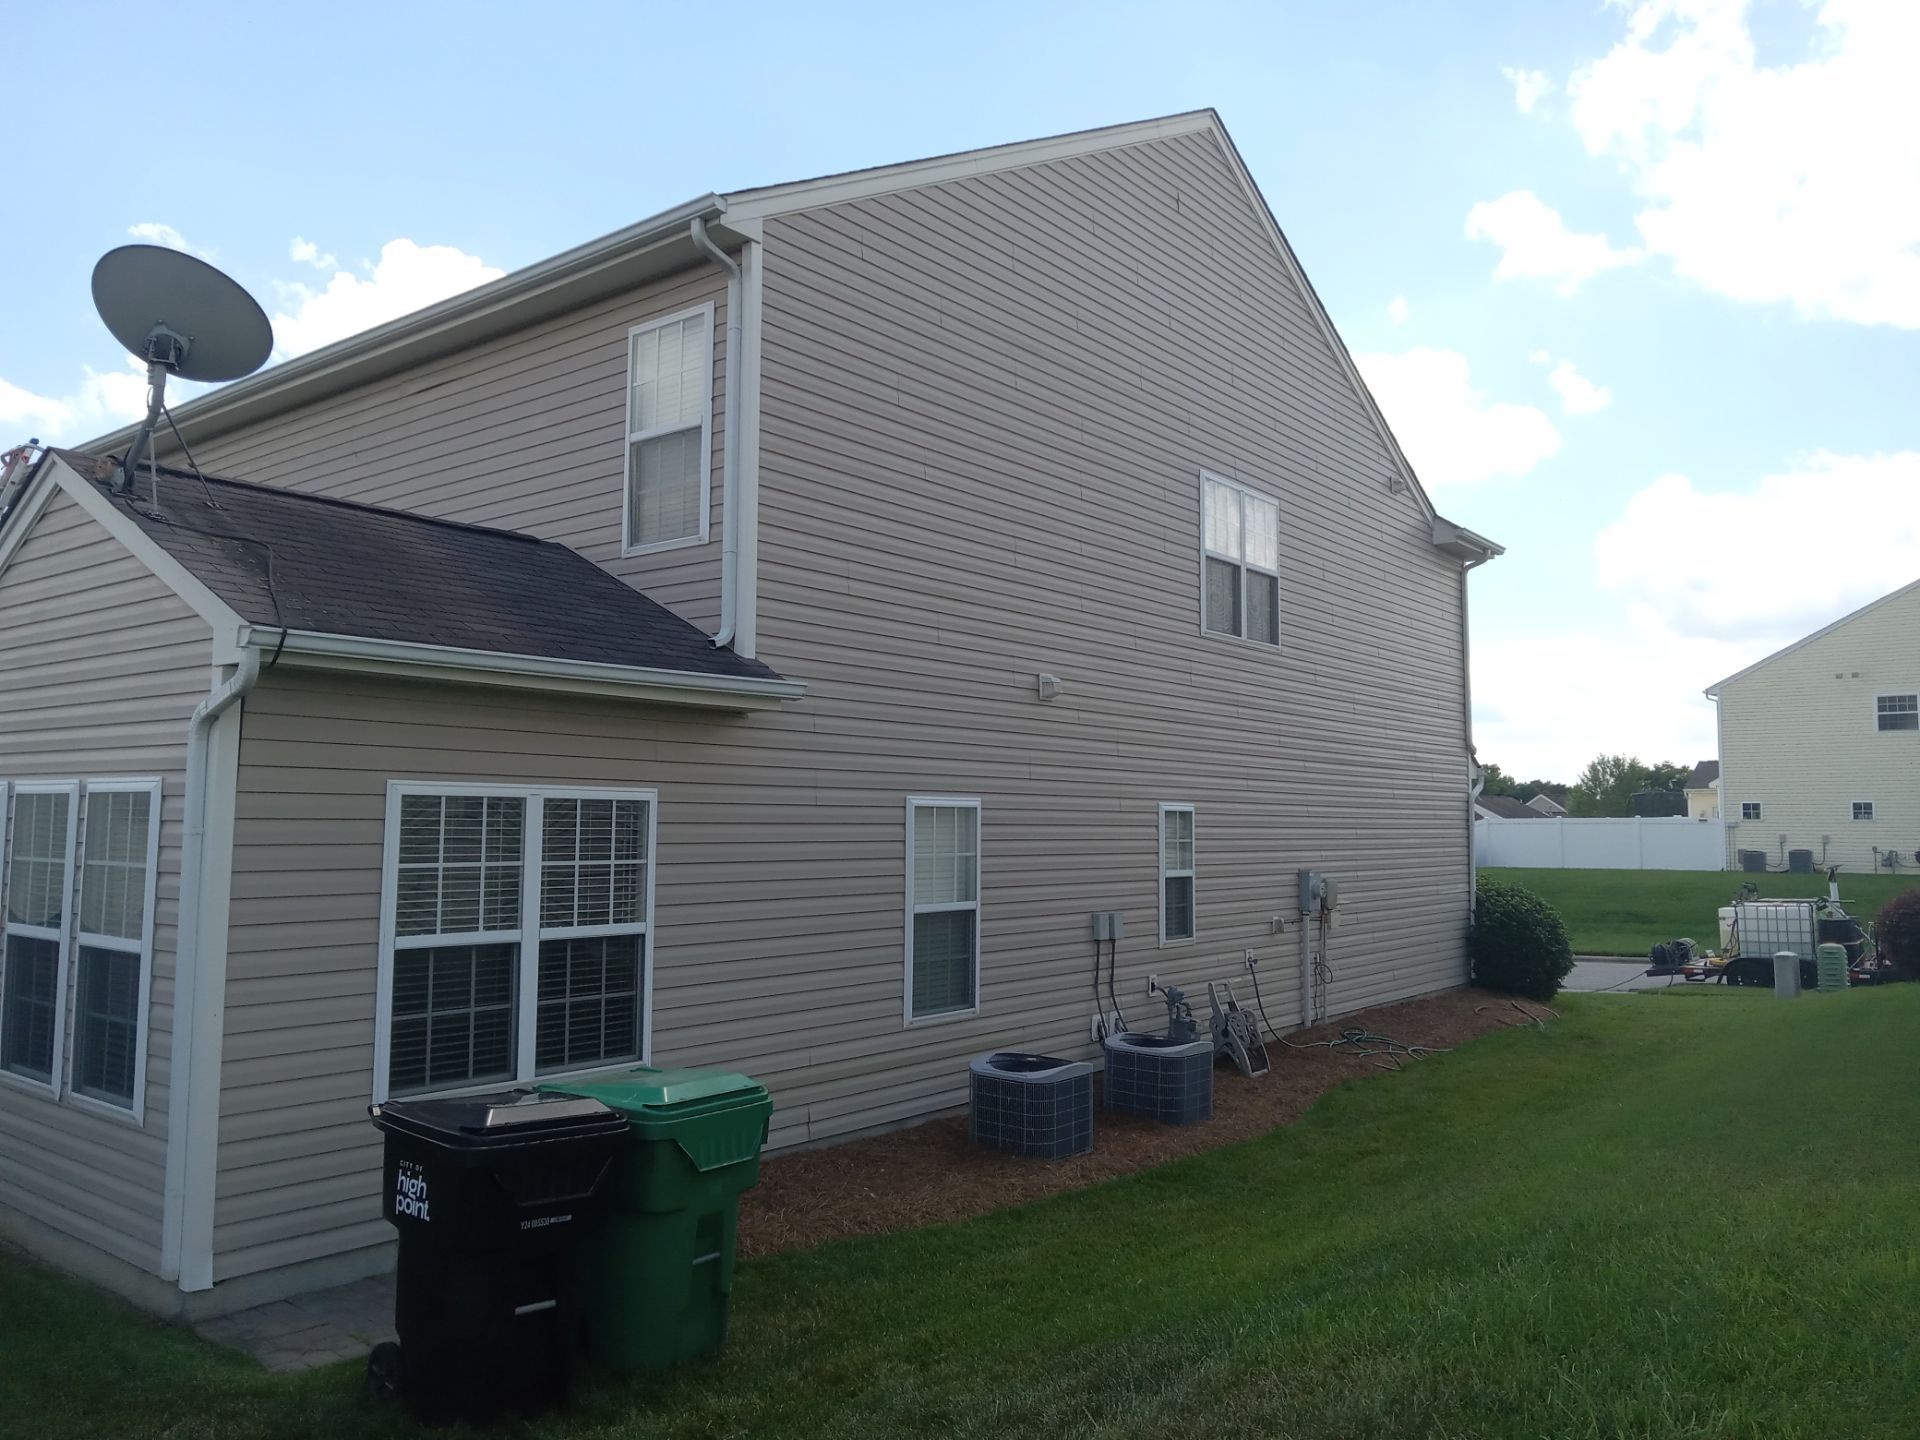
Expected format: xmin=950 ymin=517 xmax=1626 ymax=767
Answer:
xmin=540 ymin=1067 xmax=771 ymax=1372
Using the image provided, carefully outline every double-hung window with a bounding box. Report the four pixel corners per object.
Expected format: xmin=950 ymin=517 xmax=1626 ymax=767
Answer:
xmin=1876 ymin=693 xmax=1918 ymax=732
xmin=1 ymin=783 xmax=78 ymax=1090
xmin=379 ymin=785 xmax=655 ymax=1102
xmin=71 ymin=783 xmax=161 ymax=1115
xmin=624 ymin=304 xmax=714 ymax=553
xmin=1159 ymin=804 xmax=1195 ymax=945
xmin=906 ymin=798 xmax=980 ymax=1022
xmin=1201 ymin=473 xmax=1280 ymax=646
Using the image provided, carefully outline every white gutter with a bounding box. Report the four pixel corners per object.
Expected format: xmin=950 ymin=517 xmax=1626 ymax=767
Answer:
xmin=688 ymin=217 xmax=744 ymax=649
xmin=235 ymin=627 xmax=806 ymax=708
xmin=161 ymin=649 xmax=262 ymax=1287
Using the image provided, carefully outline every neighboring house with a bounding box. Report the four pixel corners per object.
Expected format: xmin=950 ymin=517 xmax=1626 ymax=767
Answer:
xmin=1523 ymin=793 xmax=1567 ymax=818
xmin=0 ymin=111 xmax=1501 ymax=1318
xmin=1685 ymin=760 xmax=1720 ymax=821
xmin=1707 ymin=579 xmax=1920 ymax=871
xmin=1475 ymin=795 xmax=1543 ymax=821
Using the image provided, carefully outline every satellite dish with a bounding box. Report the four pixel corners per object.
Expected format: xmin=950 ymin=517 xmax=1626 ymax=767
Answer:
xmin=90 ymin=244 xmax=273 ymax=490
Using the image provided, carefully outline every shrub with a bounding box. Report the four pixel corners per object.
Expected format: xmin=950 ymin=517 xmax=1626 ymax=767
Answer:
xmin=1877 ymin=890 xmax=1920 ymax=980
xmin=1472 ymin=873 xmax=1575 ymax=1000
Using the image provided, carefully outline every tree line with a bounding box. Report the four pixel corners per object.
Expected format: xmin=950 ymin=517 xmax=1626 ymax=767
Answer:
xmin=1483 ymin=755 xmax=1694 ymax=818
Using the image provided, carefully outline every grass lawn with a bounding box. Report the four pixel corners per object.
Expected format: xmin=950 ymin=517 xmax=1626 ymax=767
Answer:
xmin=1486 ymin=865 xmax=1920 ymax=956
xmin=7 ymin=987 xmax=1920 ymax=1439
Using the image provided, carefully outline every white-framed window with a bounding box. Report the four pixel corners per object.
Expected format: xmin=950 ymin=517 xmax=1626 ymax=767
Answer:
xmin=1876 ymin=693 xmax=1918 ymax=733
xmin=0 ymin=782 xmax=78 ymax=1093
xmin=905 ymin=797 xmax=980 ymax=1023
xmin=1741 ymin=801 xmax=1763 ymax=821
xmin=623 ymin=303 xmax=715 ymax=555
xmin=1853 ymin=801 xmax=1875 ymax=822
xmin=1158 ymin=804 xmax=1196 ymax=945
xmin=69 ymin=781 xmax=162 ymax=1118
xmin=375 ymin=783 xmax=656 ymax=1103
xmin=1201 ymin=472 xmax=1280 ymax=646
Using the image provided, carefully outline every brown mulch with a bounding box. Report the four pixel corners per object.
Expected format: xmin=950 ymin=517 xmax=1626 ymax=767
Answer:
xmin=737 ymin=986 xmax=1553 ymax=1259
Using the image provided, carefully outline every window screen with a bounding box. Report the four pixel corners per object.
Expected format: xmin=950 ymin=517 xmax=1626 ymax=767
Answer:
xmin=2 ymin=790 xmax=73 ymax=1086
xmin=1160 ymin=806 xmax=1195 ymax=943
xmin=1201 ymin=474 xmax=1280 ymax=645
xmin=627 ymin=309 xmax=712 ymax=550
xmin=71 ymin=787 xmax=156 ymax=1109
xmin=908 ymin=802 xmax=980 ymax=1019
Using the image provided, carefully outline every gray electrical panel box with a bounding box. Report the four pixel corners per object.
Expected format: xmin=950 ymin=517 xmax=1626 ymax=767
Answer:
xmin=1298 ymin=870 xmax=1339 ymax=916
xmin=1090 ymin=911 xmax=1126 ymax=941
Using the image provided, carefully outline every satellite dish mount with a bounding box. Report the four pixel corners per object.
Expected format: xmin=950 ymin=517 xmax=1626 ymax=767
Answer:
xmin=90 ymin=245 xmax=273 ymax=494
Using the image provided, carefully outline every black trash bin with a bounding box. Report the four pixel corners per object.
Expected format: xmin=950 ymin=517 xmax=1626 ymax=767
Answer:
xmin=369 ymin=1088 xmax=628 ymax=1424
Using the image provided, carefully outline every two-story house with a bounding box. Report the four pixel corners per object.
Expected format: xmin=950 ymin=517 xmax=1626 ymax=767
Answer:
xmin=0 ymin=111 xmax=1499 ymax=1319
xmin=1708 ymin=578 xmax=1920 ymax=872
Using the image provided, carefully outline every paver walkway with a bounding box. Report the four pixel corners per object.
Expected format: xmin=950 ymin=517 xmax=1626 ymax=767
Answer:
xmin=194 ymin=1273 xmax=395 ymax=1374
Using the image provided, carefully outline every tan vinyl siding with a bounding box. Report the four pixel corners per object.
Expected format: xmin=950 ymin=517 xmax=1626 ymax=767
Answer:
xmin=1717 ymin=584 xmax=1920 ymax=871
xmin=0 ymin=487 xmax=210 ymax=1274
xmin=179 ymin=266 xmax=732 ymax=630
xmin=211 ymin=130 xmax=1469 ymax=1285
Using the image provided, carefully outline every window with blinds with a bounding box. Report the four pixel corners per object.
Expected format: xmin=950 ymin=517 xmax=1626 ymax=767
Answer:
xmin=1159 ymin=805 xmax=1195 ymax=944
xmin=380 ymin=787 xmax=653 ymax=1100
xmin=625 ymin=305 xmax=713 ymax=552
xmin=1201 ymin=473 xmax=1280 ymax=646
xmin=1 ymin=786 xmax=77 ymax=1088
xmin=1876 ymin=693 xmax=1918 ymax=732
xmin=71 ymin=786 xmax=159 ymax=1109
xmin=906 ymin=799 xmax=980 ymax=1021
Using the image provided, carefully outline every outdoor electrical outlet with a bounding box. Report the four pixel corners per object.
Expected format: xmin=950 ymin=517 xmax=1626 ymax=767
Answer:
xmin=1244 ymin=948 xmax=1257 ymax=969
xmin=1147 ymin=973 xmax=1159 ymax=995
xmin=1089 ymin=1013 xmax=1103 ymax=1041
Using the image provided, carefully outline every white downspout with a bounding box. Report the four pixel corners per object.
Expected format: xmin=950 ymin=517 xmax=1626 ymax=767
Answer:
xmin=160 ymin=647 xmax=261 ymax=1285
xmin=689 ymin=217 xmax=743 ymax=649
xmin=1461 ymin=556 xmax=1488 ymax=932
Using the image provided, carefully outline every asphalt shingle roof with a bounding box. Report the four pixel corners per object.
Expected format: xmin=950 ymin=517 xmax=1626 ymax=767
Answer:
xmin=1687 ymin=760 xmax=1720 ymax=789
xmin=1476 ymin=794 xmax=1541 ymax=819
xmin=52 ymin=450 xmax=785 ymax=684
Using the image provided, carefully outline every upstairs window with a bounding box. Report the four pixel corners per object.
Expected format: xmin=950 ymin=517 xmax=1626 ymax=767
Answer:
xmin=1877 ymin=693 xmax=1918 ymax=732
xmin=624 ymin=304 xmax=714 ymax=554
xmin=1853 ymin=801 xmax=1875 ymax=822
xmin=1201 ymin=473 xmax=1280 ymax=646
xmin=1741 ymin=802 xmax=1763 ymax=821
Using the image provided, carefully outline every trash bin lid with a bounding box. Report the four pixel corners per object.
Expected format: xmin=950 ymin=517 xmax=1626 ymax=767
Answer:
xmin=553 ymin=1067 xmax=765 ymax=1114
xmin=542 ymin=1067 xmax=771 ymax=1171
xmin=371 ymin=1087 xmax=628 ymax=1148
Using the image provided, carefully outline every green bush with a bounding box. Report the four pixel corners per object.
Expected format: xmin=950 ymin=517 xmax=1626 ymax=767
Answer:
xmin=1877 ymin=890 xmax=1920 ymax=979
xmin=1472 ymin=873 xmax=1575 ymax=1000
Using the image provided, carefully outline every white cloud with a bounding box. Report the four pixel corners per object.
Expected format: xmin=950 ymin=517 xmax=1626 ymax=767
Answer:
xmin=1595 ymin=451 xmax=1920 ymax=645
xmin=1546 ymin=358 xmax=1613 ymax=415
xmin=1355 ymin=346 xmax=1562 ymax=489
xmin=289 ymin=237 xmax=339 ymax=271
xmin=1464 ymin=190 xmax=1642 ymax=295
xmin=1386 ymin=295 xmax=1409 ymax=324
xmin=1567 ymin=0 xmax=1920 ymax=327
xmin=1527 ymin=348 xmax=1553 ymax=365
xmin=0 ymin=363 xmax=160 ymax=444
xmin=271 ymin=239 xmax=503 ymax=358
xmin=1502 ymin=66 xmax=1555 ymax=114
xmin=128 ymin=222 xmax=190 ymax=251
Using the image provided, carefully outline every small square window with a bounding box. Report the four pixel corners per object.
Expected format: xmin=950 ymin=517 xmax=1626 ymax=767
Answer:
xmin=1852 ymin=802 xmax=1875 ymax=821
xmin=1741 ymin=802 xmax=1763 ymax=821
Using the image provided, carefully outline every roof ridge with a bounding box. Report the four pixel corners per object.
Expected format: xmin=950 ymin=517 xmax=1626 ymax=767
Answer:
xmin=122 ymin=456 xmax=546 ymax=546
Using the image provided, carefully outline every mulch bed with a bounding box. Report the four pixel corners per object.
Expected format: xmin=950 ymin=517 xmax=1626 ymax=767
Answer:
xmin=738 ymin=986 xmax=1551 ymax=1259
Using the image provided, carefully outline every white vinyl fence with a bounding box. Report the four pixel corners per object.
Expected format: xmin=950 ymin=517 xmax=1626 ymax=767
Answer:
xmin=1475 ymin=816 xmax=1726 ymax=871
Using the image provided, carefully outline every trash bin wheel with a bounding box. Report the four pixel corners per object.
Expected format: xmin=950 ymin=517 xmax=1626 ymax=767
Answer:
xmin=366 ymin=1341 xmax=403 ymax=1404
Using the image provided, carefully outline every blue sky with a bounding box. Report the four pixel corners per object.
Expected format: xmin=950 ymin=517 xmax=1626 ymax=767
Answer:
xmin=4 ymin=0 xmax=1915 ymax=778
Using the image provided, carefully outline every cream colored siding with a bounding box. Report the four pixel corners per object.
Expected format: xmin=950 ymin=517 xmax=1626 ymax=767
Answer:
xmin=1718 ymin=584 xmax=1920 ymax=871
xmin=0 ymin=487 xmax=209 ymax=1273
xmin=181 ymin=266 xmax=732 ymax=630
xmin=207 ymin=129 xmax=1471 ymax=1284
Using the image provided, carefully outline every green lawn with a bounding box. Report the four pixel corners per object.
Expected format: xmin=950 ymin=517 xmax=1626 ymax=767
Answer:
xmin=7 ymin=988 xmax=1920 ymax=1439
xmin=1486 ymin=865 xmax=1920 ymax=956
